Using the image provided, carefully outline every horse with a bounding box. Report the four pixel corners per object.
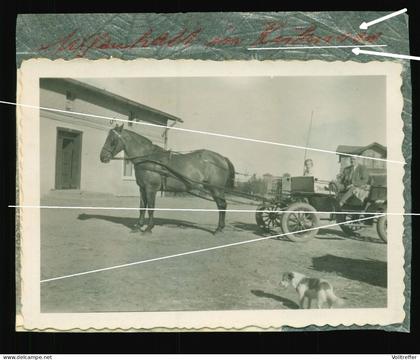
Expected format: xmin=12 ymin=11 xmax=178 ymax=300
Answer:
xmin=100 ymin=124 xmax=235 ymax=234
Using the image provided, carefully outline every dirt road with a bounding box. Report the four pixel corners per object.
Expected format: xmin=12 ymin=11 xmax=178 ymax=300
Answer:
xmin=41 ymin=192 xmax=387 ymax=312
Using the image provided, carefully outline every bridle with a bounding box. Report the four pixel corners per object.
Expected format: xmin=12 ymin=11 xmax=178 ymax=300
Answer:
xmin=103 ymin=128 xmax=170 ymax=162
xmin=101 ymin=129 xmax=126 ymax=158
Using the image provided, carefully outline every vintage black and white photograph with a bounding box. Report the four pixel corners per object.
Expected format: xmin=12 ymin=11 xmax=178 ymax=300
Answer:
xmin=17 ymin=59 xmax=405 ymax=330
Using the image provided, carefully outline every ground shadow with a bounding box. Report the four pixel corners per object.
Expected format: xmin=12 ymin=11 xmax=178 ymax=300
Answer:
xmin=316 ymin=228 xmax=347 ymax=240
xmin=251 ymin=290 xmax=299 ymax=309
xmin=231 ymin=222 xmax=293 ymax=241
xmin=77 ymin=213 xmax=214 ymax=234
xmin=231 ymin=221 xmax=267 ymax=235
xmin=311 ymin=254 xmax=387 ymax=288
xmin=317 ymin=228 xmax=383 ymax=244
xmin=231 ymin=222 xmax=380 ymax=243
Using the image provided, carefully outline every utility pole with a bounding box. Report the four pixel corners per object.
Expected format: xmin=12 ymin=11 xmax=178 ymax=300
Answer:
xmin=303 ymin=110 xmax=314 ymax=174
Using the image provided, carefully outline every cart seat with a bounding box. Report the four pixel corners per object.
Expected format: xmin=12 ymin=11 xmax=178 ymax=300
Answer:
xmin=367 ymin=174 xmax=387 ymax=202
xmin=368 ymin=185 xmax=387 ymax=202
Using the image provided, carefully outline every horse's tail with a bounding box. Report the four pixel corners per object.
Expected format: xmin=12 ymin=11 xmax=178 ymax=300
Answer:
xmin=224 ymin=157 xmax=235 ymax=189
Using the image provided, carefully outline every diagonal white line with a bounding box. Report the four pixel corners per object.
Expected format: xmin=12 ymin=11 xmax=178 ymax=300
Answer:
xmin=1 ymin=100 xmax=404 ymax=164
xmin=353 ymin=48 xmax=420 ymax=61
xmin=8 ymin=204 xmax=417 ymax=216
xmin=40 ymin=215 xmax=384 ymax=284
xmin=361 ymin=9 xmax=407 ymax=29
xmin=248 ymin=45 xmax=388 ymax=51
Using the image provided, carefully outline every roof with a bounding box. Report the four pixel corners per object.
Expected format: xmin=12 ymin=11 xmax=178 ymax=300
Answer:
xmin=336 ymin=142 xmax=387 ymax=156
xmin=40 ymin=78 xmax=183 ymax=124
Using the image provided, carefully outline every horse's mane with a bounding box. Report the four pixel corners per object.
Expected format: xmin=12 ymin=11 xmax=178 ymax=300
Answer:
xmin=123 ymin=128 xmax=163 ymax=151
xmin=124 ymin=129 xmax=153 ymax=144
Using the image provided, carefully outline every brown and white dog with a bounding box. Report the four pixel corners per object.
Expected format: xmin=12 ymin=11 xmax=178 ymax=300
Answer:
xmin=280 ymin=272 xmax=345 ymax=309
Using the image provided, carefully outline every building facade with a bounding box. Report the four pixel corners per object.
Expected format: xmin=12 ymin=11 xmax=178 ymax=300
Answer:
xmin=40 ymin=78 xmax=182 ymax=197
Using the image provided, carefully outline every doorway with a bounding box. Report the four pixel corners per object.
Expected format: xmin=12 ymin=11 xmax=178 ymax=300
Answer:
xmin=55 ymin=128 xmax=82 ymax=189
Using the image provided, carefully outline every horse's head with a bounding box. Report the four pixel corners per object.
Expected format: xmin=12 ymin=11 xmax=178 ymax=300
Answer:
xmin=100 ymin=124 xmax=125 ymax=163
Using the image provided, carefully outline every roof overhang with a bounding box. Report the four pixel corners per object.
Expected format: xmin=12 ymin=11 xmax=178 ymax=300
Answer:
xmin=40 ymin=78 xmax=183 ymax=124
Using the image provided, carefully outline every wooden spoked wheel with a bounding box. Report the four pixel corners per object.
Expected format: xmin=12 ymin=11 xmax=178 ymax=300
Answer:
xmin=255 ymin=204 xmax=283 ymax=230
xmin=281 ymin=202 xmax=320 ymax=242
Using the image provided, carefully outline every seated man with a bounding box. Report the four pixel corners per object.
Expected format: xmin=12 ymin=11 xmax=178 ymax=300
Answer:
xmin=338 ymin=156 xmax=371 ymax=207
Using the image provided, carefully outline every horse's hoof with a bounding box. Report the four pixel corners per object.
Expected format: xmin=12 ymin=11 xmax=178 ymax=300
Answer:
xmin=130 ymin=227 xmax=142 ymax=233
xmin=141 ymin=229 xmax=153 ymax=235
xmin=214 ymin=228 xmax=224 ymax=235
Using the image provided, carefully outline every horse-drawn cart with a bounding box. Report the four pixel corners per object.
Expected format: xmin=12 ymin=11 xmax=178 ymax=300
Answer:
xmin=255 ymin=175 xmax=387 ymax=243
xmin=101 ymin=125 xmax=387 ymax=241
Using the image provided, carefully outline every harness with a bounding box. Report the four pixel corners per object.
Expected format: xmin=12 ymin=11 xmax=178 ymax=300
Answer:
xmin=108 ymin=130 xmax=189 ymax=191
xmin=107 ymin=129 xmax=235 ymax=194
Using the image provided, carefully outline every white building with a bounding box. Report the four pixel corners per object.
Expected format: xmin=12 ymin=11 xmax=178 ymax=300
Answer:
xmin=40 ymin=78 xmax=182 ymax=197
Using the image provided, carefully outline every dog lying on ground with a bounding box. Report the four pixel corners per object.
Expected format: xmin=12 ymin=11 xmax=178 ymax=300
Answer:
xmin=280 ymin=272 xmax=345 ymax=309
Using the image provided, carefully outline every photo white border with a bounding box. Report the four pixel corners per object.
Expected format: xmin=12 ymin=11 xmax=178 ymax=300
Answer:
xmin=17 ymin=59 xmax=406 ymax=331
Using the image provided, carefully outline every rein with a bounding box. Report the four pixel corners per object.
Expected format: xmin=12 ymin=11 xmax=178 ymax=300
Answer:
xmin=110 ymin=131 xmax=230 ymax=173
xmin=104 ymin=128 xmax=267 ymax=207
xmin=112 ymin=150 xmax=169 ymax=162
xmin=106 ymin=128 xmax=241 ymax=195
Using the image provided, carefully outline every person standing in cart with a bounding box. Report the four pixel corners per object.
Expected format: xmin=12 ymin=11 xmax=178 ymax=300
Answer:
xmin=338 ymin=156 xmax=371 ymax=207
xmin=303 ymin=158 xmax=314 ymax=176
xmin=303 ymin=158 xmax=329 ymax=193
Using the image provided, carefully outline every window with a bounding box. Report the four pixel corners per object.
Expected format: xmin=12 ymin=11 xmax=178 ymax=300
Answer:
xmin=123 ymin=158 xmax=133 ymax=177
xmin=65 ymin=90 xmax=76 ymax=111
xmin=123 ymin=157 xmax=135 ymax=179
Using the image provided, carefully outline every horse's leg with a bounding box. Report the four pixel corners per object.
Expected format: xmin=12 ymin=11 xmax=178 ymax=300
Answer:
xmin=143 ymin=190 xmax=157 ymax=234
xmin=211 ymin=189 xmax=227 ymax=234
xmin=138 ymin=187 xmax=147 ymax=226
xmin=132 ymin=187 xmax=147 ymax=232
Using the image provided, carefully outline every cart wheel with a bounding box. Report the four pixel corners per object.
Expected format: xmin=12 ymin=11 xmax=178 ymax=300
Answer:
xmin=336 ymin=213 xmax=364 ymax=236
xmin=377 ymin=214 xmax=387 ymax=243
xmin=255 ymin=204 xmax=283 ymax=230
xmin=281 ymin=202 xmax=320 ymax=242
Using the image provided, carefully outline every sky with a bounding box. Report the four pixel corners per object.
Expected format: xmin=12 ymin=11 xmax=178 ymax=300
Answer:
xmin=82 ymin=76 xmax=386 ymax=181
